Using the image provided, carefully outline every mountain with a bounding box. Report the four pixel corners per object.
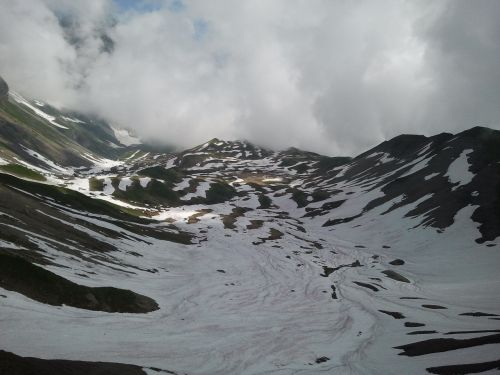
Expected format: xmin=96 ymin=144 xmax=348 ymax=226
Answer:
xmin=1 ymin=78 xmax=499 ymax=375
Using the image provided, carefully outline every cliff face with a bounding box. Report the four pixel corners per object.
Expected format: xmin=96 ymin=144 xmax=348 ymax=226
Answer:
xmin=0 ymin=76 xmax=8 ymax=101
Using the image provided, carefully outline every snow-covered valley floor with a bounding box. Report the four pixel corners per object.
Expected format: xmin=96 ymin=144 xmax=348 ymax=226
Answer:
xmin=1 ymin=189 xmax=499 ymax=374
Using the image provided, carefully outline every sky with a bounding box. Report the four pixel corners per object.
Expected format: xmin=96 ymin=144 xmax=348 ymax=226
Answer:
xmin=0 ymin=0 xmax=498 ymax=156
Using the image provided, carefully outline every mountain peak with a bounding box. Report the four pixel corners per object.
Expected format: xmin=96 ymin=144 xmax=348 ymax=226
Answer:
xmin=456 ymin=125 xmax=500 ymax=139
xmin=190 ymin=138 xmax=265 ymax=154
xmin=0 ymin=75 xmax=8 ymax=101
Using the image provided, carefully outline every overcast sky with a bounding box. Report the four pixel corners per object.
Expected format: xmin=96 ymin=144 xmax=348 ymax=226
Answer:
xmin=0 ymin=0 xmax=498 ymax=155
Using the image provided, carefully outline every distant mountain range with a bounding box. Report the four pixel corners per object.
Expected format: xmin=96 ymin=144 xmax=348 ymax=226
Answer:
xmin=1 ymin=76 xmax=499 ymax=375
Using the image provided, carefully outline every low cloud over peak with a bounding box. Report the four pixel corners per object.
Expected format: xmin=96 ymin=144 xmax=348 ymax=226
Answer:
xmin=1 ymin=0 xmax=498 ymax=156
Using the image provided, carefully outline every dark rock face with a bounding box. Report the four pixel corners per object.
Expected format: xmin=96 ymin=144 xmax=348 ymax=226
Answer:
xmin=0 ymin=76 xmax=8 ymax=100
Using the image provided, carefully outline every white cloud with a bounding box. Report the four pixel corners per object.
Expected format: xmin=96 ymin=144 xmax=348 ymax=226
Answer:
xmin=0 ymin=0 xmax=498 ymax=155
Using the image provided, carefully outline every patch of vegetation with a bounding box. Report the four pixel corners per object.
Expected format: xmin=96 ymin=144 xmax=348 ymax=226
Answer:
xmin=311 ymin=190 xmax=331 ymax=202
xmin=0 ymin=164 xmax=46 ymax=181
xmin=177 ymin=154 xmax=208 ymax=169
xmin=221 ymin=207 xmax=252 ymax=229
xmin=0 ymin=173 xmax=191 ymax=244
xmin=247 ymin=220 xmax=264 ymax=230
xmin=205 ymin=181 xmax=236 ymax=204
xmin=181 ymin=178 xmax=237 ymax=204
xmin=289 ymin=188 xmax=309 ymax=208
xmin=112 ymin=178 xmax=181 ymax=206
xmin=0 ymin=252 xmax=159 ymax=313
xmin=268 ymin=228 xmax=284 ymax=240
xmin=258 ymin=194 xmax=272 ymax=209
xmin=252 ymin=228 xmax=284 ymax=245
xmin=187 ymin=209 xmax=213 ymax=224
xmin=138 ymin=166 xmax=183 ymax=186
xmin=88 ymin=177 xmax=104 ymax=191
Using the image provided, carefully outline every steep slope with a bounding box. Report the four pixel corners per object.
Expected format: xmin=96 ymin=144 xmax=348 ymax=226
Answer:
xmin=0 ymin=86 xmax=150 ymax=174
xmin=318 ymin=126 xmax=500 ymax=242
xmin=0 ymin=81 xmax=499 ymax=374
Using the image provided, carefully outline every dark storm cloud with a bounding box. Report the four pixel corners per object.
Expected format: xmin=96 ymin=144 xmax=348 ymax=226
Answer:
xmin=0 ymin=0 xmax=498 ymax=155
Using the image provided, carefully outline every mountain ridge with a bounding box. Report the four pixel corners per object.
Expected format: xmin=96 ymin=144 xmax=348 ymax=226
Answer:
xmin=1 ymin=77 xmax=500 ymax=375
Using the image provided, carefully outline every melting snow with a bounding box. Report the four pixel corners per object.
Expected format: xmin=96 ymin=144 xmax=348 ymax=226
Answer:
xmin=139 ymin=177 xmax=151 ymax=188
xmin=102 ymin=178 xmax=114 ymax=195
xmin=416 ymin=142 xmax=432 ymax=156
xmin=399 ymin=156 xmax=433 ymax=178
xmin=81 ymin=153 xmax=123 ymax=174
xmin=111 ymin=127 xmax=142 ymax=146
xmin=0 ymin=239 xmax=22 ymax=249
xmin=165 ymin=157 xmax=177 ymax=169
xmin=22 ymin=146 xmax=72 ymax=174
xmin=118 ymin=177 xmax=133 ymax=191
xmin=424 ymin=172 xmax=440 ymax=181
xmin=182 ymin=181 xmax=212 ymax=200
xmin=124 ymin=150 xmax=140 ymax=160
xmin=173 ymin=178 xmax=191 ymax=191
xmin=61 ymin=116 xmax=85 ymax=124
xmin=445 ymin=149 xmax=475 ymax=190
xmin=10 ymin=92 xmax=68 ymax=129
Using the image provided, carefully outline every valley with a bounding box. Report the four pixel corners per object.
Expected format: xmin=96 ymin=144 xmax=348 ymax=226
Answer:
xmin=0 ymin=80 xmax=499 ymax=374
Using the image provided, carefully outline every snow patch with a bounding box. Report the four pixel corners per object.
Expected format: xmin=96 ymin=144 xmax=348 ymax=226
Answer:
xmin=118 ymin=177 xmax=133 ymax=191
xmin=139 ymin=177 xmax=151 ymax=188
xmin=182 ymin=181 xmax=212 ymax=200
xmin=111 ymin=127 xmax=142 ymax=146
xmin=103 ymin=177 xmax=114 ymax=195
xmin=173 ymin=178 xmax=191 ymax=191
xmin=10 ymin=92 xmax=68 ymax=129
xmin=445 ymin=149 xmax=475 ymax=190
xmin=22 ymin=146 xmax=72 ymax=174
xmin=61 ymin=116 xmax=85 ymax=124
xmin=424 ymin=172 xmax=440 ymax=181
xmin=165 ymin=157 xmax=177 ymax=169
